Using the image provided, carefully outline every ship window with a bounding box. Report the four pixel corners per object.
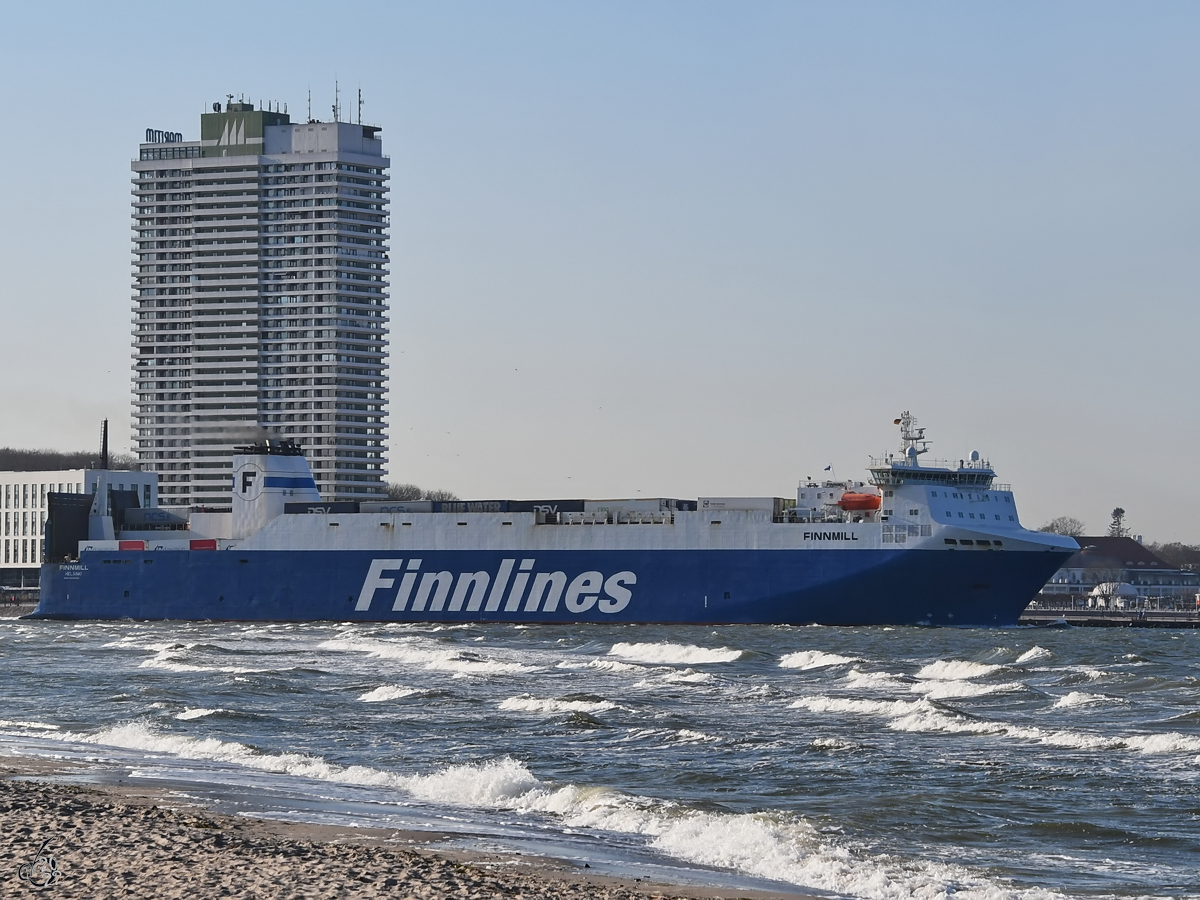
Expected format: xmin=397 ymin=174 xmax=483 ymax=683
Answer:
xmin=945 ymin=512 xmax=951 ymax=518
xmin=976 ymin=540 xmax=991 ymax=546
xmin=960 ymin=539 xmax=974 ymax=545
xmin=969 ymin=513 xmax=975 ymax=519
xmin=1005 ymin=497 xmax=1011 ymax=503
xmin=958 ymin=512 xmax=964 ymax=518
xmin=944 ymin=538 xmax=957 ymax=545
xmin=1008 ymin=515 xmax=1014 ymax=521
xmin=995 ymin=515 xmax=1000 ymax=520
xmin=909 ymin=509 xmax=919 ymax=516
xmin=993 ymin=541 xmax=1002 ymax=547
xmin=723 ymin=592 xmax=730 ymax=599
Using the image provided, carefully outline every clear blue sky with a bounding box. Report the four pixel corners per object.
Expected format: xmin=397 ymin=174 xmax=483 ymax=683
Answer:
xmin=1 ymin=2 xmax=1197 ymax=540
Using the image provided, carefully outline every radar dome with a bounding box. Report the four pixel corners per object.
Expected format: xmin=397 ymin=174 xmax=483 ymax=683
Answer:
xmin=970 ymin=450 xmax=980 ymax=461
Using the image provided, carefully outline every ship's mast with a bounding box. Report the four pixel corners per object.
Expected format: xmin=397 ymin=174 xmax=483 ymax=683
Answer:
xmin=896 ymin=411 xmax=930 ymax=458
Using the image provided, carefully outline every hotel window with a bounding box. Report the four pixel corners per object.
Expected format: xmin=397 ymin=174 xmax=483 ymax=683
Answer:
xmin=3 ymin=539 xmax=7 ymax=563
xmin=22 ymin=540 xmax=27 ymax=563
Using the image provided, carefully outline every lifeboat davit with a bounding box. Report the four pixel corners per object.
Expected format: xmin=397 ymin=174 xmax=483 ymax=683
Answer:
xmin=837 ymin=493 xmax=882 ymax=511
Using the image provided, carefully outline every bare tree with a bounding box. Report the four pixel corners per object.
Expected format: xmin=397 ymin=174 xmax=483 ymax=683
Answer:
xmin=385 ymin=483 xmax=460 ymax=502
xmin=1108 ymin=508 xmax=1129 ymax=538
xmin=1039 ymin=516 xmax=1086 ymax=536
xmin=386 ymin=483 xmax=424 ymax=501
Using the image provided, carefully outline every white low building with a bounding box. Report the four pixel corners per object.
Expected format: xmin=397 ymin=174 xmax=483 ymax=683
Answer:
xmin=1 ymin=469 xmax=158 ymax=573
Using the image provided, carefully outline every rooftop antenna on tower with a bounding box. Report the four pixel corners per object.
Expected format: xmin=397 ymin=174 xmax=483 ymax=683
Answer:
xmin=334 ymin=80 xmax=340 ymax=122
xmin=307 ymin=87 xmax=311 ymax=121
xmin=357 ymin=87 xmax=362 ymax=125
xmin=100 ymin=419 xmax=109 ymax=470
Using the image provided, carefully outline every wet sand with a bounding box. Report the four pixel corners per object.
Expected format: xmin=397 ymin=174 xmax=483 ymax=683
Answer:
xmin=1 ymin=756 xmax=815 ymax=899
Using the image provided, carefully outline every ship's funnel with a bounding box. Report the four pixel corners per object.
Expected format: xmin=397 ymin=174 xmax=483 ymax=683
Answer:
xmin=231 ymin=439 xmax=320 ymax=539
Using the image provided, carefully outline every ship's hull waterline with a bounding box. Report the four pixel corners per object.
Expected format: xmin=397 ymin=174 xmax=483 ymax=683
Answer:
xmin=34 ymin=545 xmax=1072 ymax=626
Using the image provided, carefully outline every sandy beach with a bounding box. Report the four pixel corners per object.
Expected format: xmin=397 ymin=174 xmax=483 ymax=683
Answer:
xmin=0 ymin=756 xmax=813 ymax=899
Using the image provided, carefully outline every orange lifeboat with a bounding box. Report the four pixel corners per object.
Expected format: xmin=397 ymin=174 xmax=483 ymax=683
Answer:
xmin=837 ymin=493 xmax=882 ymax=511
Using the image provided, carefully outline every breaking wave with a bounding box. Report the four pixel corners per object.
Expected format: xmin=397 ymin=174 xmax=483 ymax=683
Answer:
xmin=358 ymin=685 xmax=421 ymax=703
xmin=499 ymin=695 xmax=619 ymax=714
xmin=1015 ymin=646 xmax=1053 ymax=665
xmin=318 ymin=636 xmax=540 ymax=677
xmin=608 ymin=642 xmax=744 ymax=665
xmin=915 ymin=659 xmax=1005 ymax=681
xmin=779 ymin=650 xmax=858 ymax=669
xmin=1050 ymin=692 xmax=1107 ymax=709
xmin=174 ymin=708 xmax=222 ymax=720
xmin=792 ymin=694 xmax=1200 ymax=755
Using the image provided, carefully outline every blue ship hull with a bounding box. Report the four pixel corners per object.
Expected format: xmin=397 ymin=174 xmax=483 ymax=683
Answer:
xmin=33 ymin=547 xmax=1071 ymax=626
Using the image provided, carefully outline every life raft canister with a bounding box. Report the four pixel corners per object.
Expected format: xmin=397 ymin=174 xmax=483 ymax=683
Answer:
xmin=837 ymin=493 xmax=882 ymax=511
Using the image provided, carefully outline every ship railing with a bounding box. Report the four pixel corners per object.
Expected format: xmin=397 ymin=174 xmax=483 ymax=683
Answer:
xmin=869 ymin=456 xmax=994 ymax=472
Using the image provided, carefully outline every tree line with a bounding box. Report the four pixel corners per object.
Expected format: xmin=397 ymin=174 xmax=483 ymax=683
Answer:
xmin=0 ymin=448 xmax=140 ymax=472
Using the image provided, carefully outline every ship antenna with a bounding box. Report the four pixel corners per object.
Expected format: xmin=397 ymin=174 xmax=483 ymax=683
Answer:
xmin=100 ymin=418 xmax=109 ymax=470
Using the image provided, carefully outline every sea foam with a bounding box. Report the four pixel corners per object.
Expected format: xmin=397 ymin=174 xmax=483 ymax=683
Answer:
xmin=65 ymin=721 xmax=1070 ymax=900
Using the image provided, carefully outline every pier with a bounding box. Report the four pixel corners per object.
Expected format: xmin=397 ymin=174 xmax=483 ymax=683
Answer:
xmin=1020 ymin=605 xmax=1200 ymax=628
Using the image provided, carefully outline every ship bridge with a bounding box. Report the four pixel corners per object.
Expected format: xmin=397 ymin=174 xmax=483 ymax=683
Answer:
xmin=868 ymin=412 xmax=999 ymax=490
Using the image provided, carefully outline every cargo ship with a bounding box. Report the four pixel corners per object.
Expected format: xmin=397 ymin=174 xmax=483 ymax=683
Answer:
xmin=32 ymin=414 xmax=1076 ymax=626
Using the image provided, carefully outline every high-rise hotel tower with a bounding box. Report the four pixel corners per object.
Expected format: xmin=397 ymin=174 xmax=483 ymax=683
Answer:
xmin=132 ymin=98 xmax=389 ymax=508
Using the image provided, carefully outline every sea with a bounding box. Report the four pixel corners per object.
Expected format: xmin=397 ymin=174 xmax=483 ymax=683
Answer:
xmin=0 ymin=619 xmax=1196 ymax=899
